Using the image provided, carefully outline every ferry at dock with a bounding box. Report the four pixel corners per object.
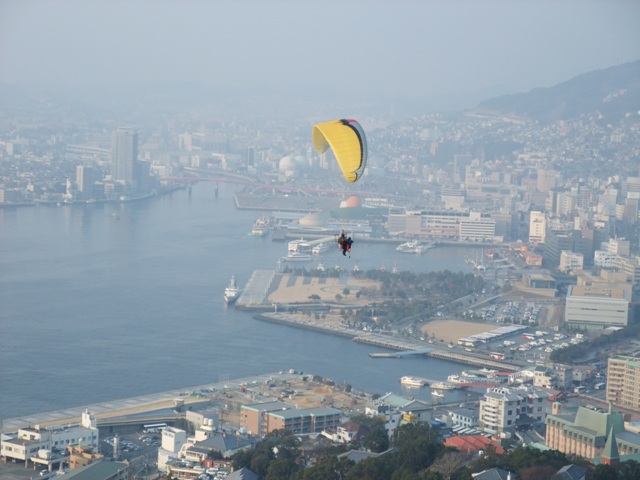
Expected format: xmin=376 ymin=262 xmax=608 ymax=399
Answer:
xmin=447 ymin=373 xmax=501 ymax=387
xmin=250 ymin=216 xmax=271 ymax=236
xmin=429 ymin=382 xmax=458 ymax=390
xmin=400 ymin=376 xmax=426 ymax=388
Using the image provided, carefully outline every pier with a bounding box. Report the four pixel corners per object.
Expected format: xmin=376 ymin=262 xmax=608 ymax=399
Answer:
xmin=235 ymin=269 xmax=277 ymax=309
xmin=354 ymin=333 xmax=428 ymax=352
xmin=354 ymin=333 xmax=523 ymax=371
xmin=254 ymin=314 xmax=525 ymax=372
xmin=428 ymin=350 xmax=522 ymax=372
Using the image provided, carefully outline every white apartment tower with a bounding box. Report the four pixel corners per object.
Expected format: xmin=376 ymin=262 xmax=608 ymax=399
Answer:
xmin=479 ymin=386 xmax=549 ymax=433
xmin=75 ymin=165 xmax=95 ymax=199
xmin=529 ymin=211 xmax=546 ymax=244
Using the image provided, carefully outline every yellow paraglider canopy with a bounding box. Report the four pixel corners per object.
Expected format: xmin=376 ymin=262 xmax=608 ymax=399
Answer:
xmin=312 ymin=119 xmax=367 ymax=183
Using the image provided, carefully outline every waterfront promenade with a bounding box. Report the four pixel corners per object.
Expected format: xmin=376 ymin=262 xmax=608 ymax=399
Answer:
xmin=254 ymin=312 xmax=526 ymax=372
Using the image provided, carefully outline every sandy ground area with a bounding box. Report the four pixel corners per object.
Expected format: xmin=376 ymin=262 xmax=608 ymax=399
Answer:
xmin=268 ymin=274 xmax=381 ymax=305
xmin=421 ymin=319 xmax=499 ymax=344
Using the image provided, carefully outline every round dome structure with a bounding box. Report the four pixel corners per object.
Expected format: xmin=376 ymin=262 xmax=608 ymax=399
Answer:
xmin=343 ymin=196 xmax=362 ymax=208
xmin=279 ymin=155 xmax=294 ymax=172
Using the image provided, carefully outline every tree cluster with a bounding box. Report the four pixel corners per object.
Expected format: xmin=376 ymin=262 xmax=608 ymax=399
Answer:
xmin=549 ymin=323 xmax=640 ymax=364
xmin=350 ymin=269 xmax=484 ymax=327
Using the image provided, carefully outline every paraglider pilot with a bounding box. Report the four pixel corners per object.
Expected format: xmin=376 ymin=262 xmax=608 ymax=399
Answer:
xmin=338 ymin=230 xmax=353 ymax=256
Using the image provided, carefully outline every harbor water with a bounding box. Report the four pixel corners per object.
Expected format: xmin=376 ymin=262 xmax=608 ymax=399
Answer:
xmin=0 ymin=183 xmax=484 ymax=420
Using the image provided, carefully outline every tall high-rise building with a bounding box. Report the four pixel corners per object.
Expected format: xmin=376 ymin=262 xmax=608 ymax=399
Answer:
xmin=453 ymin=154 xmax=471 ymax=183
xmin=76 ymin=165 xmax=95 ymax=200
xmin=246 ymin=146 xmax=256 ymax=168
xmin=529 ymin=211 xmax=546 ymax=244
xmin=111 ymin=128 xmax=138 ymax=190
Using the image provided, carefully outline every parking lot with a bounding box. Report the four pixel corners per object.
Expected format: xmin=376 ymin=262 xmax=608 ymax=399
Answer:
xmin=0 ymin=459 xmax=56 ymax=480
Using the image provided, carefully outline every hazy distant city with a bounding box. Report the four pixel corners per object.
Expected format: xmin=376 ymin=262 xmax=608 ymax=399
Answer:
xmin=2 ymin=1 xmax=640 ymax=479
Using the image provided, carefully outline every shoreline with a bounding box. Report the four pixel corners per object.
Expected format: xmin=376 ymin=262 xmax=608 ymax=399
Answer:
xmin=0 ymin=186 xmax=186 ymax=209
xmin=254 ymin=312 xmax=356 ymax=339
xmin=253 ymin=312 xmax=525 ymax=372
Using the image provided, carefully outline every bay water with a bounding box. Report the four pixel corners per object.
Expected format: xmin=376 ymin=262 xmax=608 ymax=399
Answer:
xmin=0 ymin=183 xmax=481 ymax=420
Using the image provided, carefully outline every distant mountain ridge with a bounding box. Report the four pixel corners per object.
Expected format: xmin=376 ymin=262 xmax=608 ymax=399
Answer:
xmin=469 ymin=60 xmax=640 ymax=123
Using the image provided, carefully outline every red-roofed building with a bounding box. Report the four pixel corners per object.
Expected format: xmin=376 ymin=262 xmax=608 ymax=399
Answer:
xmin=444 ymin=435 xmax=505 ymax=456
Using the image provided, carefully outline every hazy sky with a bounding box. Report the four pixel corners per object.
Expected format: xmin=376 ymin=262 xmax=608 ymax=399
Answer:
xmin=1 ymin=0 xmax=638 ymax=98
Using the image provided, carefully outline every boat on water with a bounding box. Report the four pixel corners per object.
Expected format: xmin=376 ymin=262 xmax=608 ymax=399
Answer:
xmin=400 ymin=376 xmax=426 ymax=388
xmin=281 ymin=252 xmax=313 ymax=262
xmin=430 ymin=382 xmax=458 ymax=390
xmin=250 ymin=216 xmax=271 ymax=236
xmin=311 ymin=242 xmax=331 ymax=254
xmin=431 ymin=390 xmax=445 ymax=397
xmin=447 ymin=374 xmax=500 ymax=385
xmin=396 ymin=241 xmax=432 ymax=254
xmin=224 ymin=275 xmax=241 ymax=304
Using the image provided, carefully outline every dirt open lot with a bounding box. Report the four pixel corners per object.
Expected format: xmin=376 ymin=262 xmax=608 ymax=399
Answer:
xmin=420 ymin=319 xmax=498 ymax=344
xmin=268 ymin=274 xmax=382 ymax=305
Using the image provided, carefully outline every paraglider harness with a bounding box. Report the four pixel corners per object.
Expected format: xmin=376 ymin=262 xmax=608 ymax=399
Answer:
xmin=337 ymin=231 xmax=353 ymax=257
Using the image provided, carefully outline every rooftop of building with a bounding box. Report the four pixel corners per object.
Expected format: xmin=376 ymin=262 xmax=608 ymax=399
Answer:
xmin=337 ymin=448 xmax=395 ymax=464
xmin=552 ymin=464 xmax=588 ymax=480
xmin=446 ymin=407 xmax=477 ymax=418
xmin=569 ymin=285 xmax=628 ymax=300
xmin=241 ymin=401 xmax=294 ymax=413
xmin=54 ymin=460 xmax=128 ymax=480
xmin=609 ymin=354 xmax=640 ymax=367
xmin=268 ymin=406 xmax=342 ymax=419
xmin=527 ymin=273 xmax=556 ymax=281
xmin=471 ymin=467 xmax=512 ymax=479
xmin=374 ymin=392 xmax=415 ymax=408
xmin=186 ymin=431 xmax=255 ymax=453
xmin=227 ymin=467 xmax=260 ymax=480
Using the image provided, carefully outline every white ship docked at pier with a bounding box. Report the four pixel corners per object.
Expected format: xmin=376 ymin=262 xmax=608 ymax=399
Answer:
xmin=224 ymin=275 xmax=241 ymax=304
xmin=250 ymin=216 xmax=271 ymax=236
xmin=447 ymin=373 xmax=501 ymax=386
xmin=400 ymin=376 xmax=426 ymax=388
xmin=429 ymin=382 xmax=458 ymax=390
